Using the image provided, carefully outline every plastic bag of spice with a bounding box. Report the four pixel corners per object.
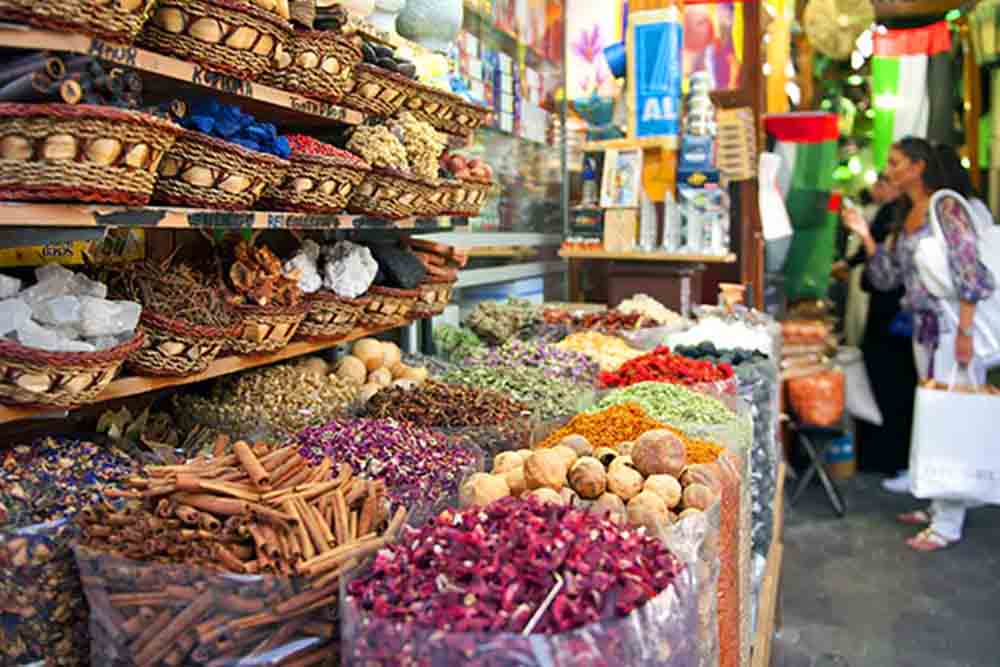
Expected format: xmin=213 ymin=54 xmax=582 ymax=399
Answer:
xmin=74 ymin=547 xmax=342 ymax=667
xmin=340 ymin=504 xmax=703 ymax=667
xmin=787 ymin=367 xmax=845 ymax=427
xmin=0 ymin=519 xmax=90 ymax=667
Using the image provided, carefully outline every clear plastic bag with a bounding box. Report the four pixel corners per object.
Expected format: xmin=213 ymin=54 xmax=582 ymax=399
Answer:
xmin=0 ymin=519 xmax=90 ymax=667
xmin=340 ymin=555 xmax=702 ymax=667
xmin=787 ymin=368 xmax=845 ymax=426
xmin=615 ymin=321 xmax=690 ymax=351
xmin=74 ymin=546 xmax=339 ymax=667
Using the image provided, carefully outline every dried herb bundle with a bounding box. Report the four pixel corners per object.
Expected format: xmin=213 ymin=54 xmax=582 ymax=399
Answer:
xmin=112 ymin=260 xmax=234 ymax=329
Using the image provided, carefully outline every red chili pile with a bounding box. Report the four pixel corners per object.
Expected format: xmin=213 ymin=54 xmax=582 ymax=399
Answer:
xmin=286 ymin=133 xmax=367 ymax=165
xmin=599 ymin=346 xmax=734 ymax=388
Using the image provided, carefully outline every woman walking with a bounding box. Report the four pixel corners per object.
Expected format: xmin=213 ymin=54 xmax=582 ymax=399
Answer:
xmin=842 ymin=137 xmax=995 ymax=551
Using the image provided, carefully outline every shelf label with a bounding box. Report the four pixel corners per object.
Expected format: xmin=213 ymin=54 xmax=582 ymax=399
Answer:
xmin=191 ymin=66 xmax=253 ymax=96
xmin=87 ymin=39 xmax=137 ymax=67
xmin=288 ymin=96 xmax=346 ymax=121
xmin=628 ymin=10 xmax=682 ymax=140
xmin=268 ymin=213 xmax=346 ymax=229
xmin=189 ymin=212 xmax=255 ymax=228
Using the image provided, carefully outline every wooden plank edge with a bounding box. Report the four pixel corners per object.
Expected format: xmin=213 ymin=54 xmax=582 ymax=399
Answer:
xmin=557 ymin=249 xmax=737 ymax=264
xmin=751 ymin=540 xmax=784 ymax=667
xmin=0 ymin=323 xmax=397 ymax=425
xmin=773 ymin=463 xmax=786 ymax=546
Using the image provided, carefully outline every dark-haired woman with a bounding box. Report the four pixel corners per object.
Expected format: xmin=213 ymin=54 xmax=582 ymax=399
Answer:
xmin=843 ymin=137 xmax=995 ymax=551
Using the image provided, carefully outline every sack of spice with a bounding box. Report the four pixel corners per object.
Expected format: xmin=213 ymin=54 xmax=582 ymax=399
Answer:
xmin=341 ymin=497 xmax=702 ymax=667
xmin=787 ymin=367 xmax=845 ymax=427
xmin=0 ymin=437 xmax=140 ymax=667
xmin=74 ymin=440 xmax=411 ymax=667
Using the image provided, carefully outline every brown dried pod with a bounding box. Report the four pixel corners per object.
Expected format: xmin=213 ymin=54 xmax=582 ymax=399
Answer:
xmin=681 ymin=483 xmax=715 ymax=511
xmin=644 ymin=474 xmax=682 ymax=509
xmin=523 ymin=449 xmax=567 ymax=491
xmin=229 ymin=262 xmax=255 ymax=293
xmin=558 ymin=434 xmax=593 ymax=458
xmin=568 ymin=457 xmax=606 ymax=500
xmin=631 ymin=429 xmax=687 ymax=478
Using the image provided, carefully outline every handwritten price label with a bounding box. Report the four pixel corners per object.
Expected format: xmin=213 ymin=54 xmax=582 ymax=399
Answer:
xmin=87 ymin=39 xmax=138 ymax=67
xmin=191 ymin=66 xmax=253 ymax=96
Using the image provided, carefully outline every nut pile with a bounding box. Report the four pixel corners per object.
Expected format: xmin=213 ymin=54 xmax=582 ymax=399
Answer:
xmin=223 ymin=240 xmax=303 ymax=307
xmin=346 ymin=124 xmax=408 ymax=172
xmin=465 ymin=430 xmax=721 ymax=533
xmin=389 ymin=112 xmax=445 ymax=180
xmin=470 ymin=339 xmax=600 ymax=385
xmin=345 ymin=497 xmax=687 ymax=663
xmin=442 ymin=365 xmax=591 ymax=420
xmin=173 ymin=360 xmax=358 ymax=439
xmin=296 ymin=418 xmax=479 ymax=509
xmin=556 ymin=331 xmax=645 ymax=372
xmin=78 ymin=441 xmax=406 ymax=666
xmin=0 ymin=437 xmax=139 ymax=667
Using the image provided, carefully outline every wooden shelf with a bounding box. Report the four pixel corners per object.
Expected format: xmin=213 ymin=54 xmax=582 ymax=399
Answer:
xmin=752 ymin=463 xmax=786 ymax=667
xmin=464 ymin=245 xmax=539 ymax=258
xmin=582 ymin=137 xmax=679 ymax=152
xmin=0 ymin=203 xmax=462 ymax=231
xmin=0 ymin=26 xmax=363 ymax=125
xmin=0 ymin=324 xmax=398 ymax=425
xmin=559 ymin=249 xmax=737 ymax=263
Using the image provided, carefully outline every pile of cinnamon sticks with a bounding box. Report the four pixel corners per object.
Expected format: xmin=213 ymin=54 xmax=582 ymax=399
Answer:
xmin=76 ymin=436 xmax=406 ymax=667
xmin=408 ymin=238 xmax=467 ymax=282
xmin=0 ymin=51 xmax=144 ymax=107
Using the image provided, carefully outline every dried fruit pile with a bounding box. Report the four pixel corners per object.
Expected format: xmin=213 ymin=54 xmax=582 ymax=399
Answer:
xmin=286 ymin=134 xmax=368 ymax=165
xmin=543 ymin=308 xmax=652 ymax=332
xmin=296 ymin=418 xmax=479 ymax=509
xmin=222 ymin=240 xmax=303 ymax=307
xmin=556 ymin=331 xmax=646 ymax=373
xmin=336 ymin=338 xmax=428 ymax=404
xmin=77 ymin=440 xmax=407 ymax=666
xmin=465 ymin=429 xmax=722 ymax=534
xmin=598 ymin=347 xmax=734 ymax=389
xmin=346 ymin=497 xmax=685 ymax=642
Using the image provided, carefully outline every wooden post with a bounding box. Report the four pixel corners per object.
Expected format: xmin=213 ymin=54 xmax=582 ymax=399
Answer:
xmin=958 ymin=18 xmax=982 ymax=192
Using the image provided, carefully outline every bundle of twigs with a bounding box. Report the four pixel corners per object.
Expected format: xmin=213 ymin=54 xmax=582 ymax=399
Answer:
xmin=110 ymin=257 xmax=235 ymax=329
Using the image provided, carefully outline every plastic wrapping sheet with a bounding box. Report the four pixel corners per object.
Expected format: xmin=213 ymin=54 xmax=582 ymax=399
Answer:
xmin=614 ymin=321 xmax=690 ymax=351
xmin=0 ymin=519 xmax=89 ymax=667
xmin=340 ymin=553 xmax=702 ymax=667
xmin=74 ymin=547 xmax=340 ymax=667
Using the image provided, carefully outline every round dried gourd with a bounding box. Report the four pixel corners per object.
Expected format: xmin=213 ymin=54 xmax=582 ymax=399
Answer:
xmin=381 ymin=341 xmax=402 ymax=369
xmin=644 ymin=474 xmax=682 ymax=509
xmin=336 ymin=355 xmax=367 ymax=384
xmin=607 ymin=461 xmax=643 ymax=501
xmin=631 ymin=429 xmax=687 ymax=477
xmin=523 ymin=449 xmax=567 ymax=491
xmin=549 ymin=444 xmax=578 ymax=471
xmin=368 ymin=367 xmax=392 ymax=387
xmin=558 ymin=434 xmax=593 ymax=458
xmin=681 ymin=483 xmax=715 ymax=511
xmin=460 ymin=473 xmax=510 ymax=508
xmin=681 ymin=463 xmax=723 ymax=496
xmin=617 ymin=440 xmax=635 ymax=457
xmin=525 ymin=487 xmax=563 ymax=505
xmin=353 ymin=338 xmax=384 ymax=371
xmin=503 ymin=466 xmax=526 ymax=496
xmin=493 ymin=451 xmax=524 ymax=475
xmin=568 ymin=456 xmax=607 ymax=499
xmin=593 ymin=447 xmax=618 ymax=467
xmin=592 ymin=492 xmax=627 ymax=523
xmin=627 ymin=490 xmax=670 ymax=532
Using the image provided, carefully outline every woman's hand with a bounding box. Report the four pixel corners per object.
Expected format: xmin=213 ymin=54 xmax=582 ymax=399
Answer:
xmin=956 ymin=331 xmax=974 ymax=366
xmin=842 ymin=206 xmax=877 ymax=255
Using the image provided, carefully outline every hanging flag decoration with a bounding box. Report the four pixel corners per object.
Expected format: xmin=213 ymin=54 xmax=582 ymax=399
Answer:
xmin=871 ymin=21 xmax=954 ymax=170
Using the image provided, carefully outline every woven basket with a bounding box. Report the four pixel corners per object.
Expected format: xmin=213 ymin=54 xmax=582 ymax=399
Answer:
xmin=295 ymin=291 xmax=371 ymax=340
xmin=260 ymin=30 xmax=362 ymax=103
xmin=412 ymin=278 xmax=456 ymax=318
xmin=260 ymin=152 xmax=370 ymax=213
xmin=443 ymin=179 xmax=495 ymax=217
xmin=347 ymin=167 xmax=438 ymax=220
xmin=228 ymin=301 xmax=308 ymax=354
xmin=153 ymin=129 xmax=289 ymax=210
xmin=128 ymin=311 xmax=238 ymax=377
xmin=0 ymin=0 xmax=156 ymax=43
xmin=360 ymin=286 xmax=419 ymax=327
xmin=340 ymin=64 xmax=412 ymax=117
xmin=0 ymin=331 xmax=145 ymax=408
xmin=140 ymin=0 xmax=291 ymax=80
xmin=0 ymin=104 xmax=181 ymax=206
xmin=402 ymin=83 xmax=492 ymax=138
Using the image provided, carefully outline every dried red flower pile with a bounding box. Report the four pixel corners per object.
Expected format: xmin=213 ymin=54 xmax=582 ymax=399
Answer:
xmin=347 ymin=496 xmax=685 ymax=635
xmin=599 ymin=346 xmax=734 ymax=389
xmin=286 ymin=133 xmax=368 ymax=166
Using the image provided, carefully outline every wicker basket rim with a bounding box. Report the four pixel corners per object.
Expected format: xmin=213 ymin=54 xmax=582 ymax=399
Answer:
xmin=0 ymin=103 xmax=182 ymax=134
xmin=369 ymin=285 xmax=421 ymax=297
xmin=290 ymin=151 xmax=371 ymax=172
xmin=369 ymin=166 xmax=439 ymax=187
xmin=296 ymin=29 xmax=363 ymax=52
xmin=140 ymin=309 xmax=240 ymax=339
xmin=306 ymin=290 xmax=373 ymax=305
xmin=419 ymin=277 xmax=458 ymax=286
xmin=227 ymin=299 xmax=310 ymax=315
xmin=0 ymin=329 xmax=146 ymax=366
xmin=405 ymin=80 xmax=491 ymax=114
xmin=174 ymin=0 xmax=293 ymax=32
xmin=177 ymin=128 xmax=291 ymax=168
xmin=353 ymin=62 xmax=423 ymax=86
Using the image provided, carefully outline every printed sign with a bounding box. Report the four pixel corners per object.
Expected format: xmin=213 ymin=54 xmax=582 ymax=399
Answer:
xmin=627 ymin=9 xmax=683 ymax=139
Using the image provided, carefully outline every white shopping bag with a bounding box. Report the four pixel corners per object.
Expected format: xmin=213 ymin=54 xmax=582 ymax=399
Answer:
xmin=910 ymin=379 xmax=1000 ymax=505
xmin=842 ymin=353 xmax=882 ymax=426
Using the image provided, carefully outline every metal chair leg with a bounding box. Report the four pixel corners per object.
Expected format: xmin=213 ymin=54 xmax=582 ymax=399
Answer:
xmin=790 ymin=431 xmax=846 ymax=517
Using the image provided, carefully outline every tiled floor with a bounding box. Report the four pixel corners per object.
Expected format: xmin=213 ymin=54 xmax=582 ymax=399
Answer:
xmin=772 ymin=473 xmax=1000 ymax=667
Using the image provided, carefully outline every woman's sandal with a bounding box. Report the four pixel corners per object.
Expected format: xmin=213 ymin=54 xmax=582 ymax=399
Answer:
xmin=897 ymin=510 xmax=931 ymax=525
xmin=906 ymin=528 xmax=956 ymax=552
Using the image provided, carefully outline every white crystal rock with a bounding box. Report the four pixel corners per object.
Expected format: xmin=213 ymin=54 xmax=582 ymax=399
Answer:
xmin=284 ymin=244 xmax=323 ymax=294
xmin=60 ymin=339 xmax=97 ymax=353
xmin=87 ymin=335 xmax=122 ymax=351
xmin=15 ymin=319 xmax=68 ymax=352
xmin=55 ymin=325 xmax=82 ymax=341
xmin=0 ymin=298 xmax=32 ymax=336
xmin=71 ymin=274 xmax=108 ymax=299
xmin=79 ymin=298 xmax=141 ymax=337
xmin=322 ymin=241 xmax=377 ymax=298
xmin=31 ymin=296 xmax=82 ymax=328
xmin=20 ymin=273 xmax=75 ymax=305
xmin=35 ymin=262 xmax=74 ymax=284
xmin=0 ymin=273 xmax=21 ymax=300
